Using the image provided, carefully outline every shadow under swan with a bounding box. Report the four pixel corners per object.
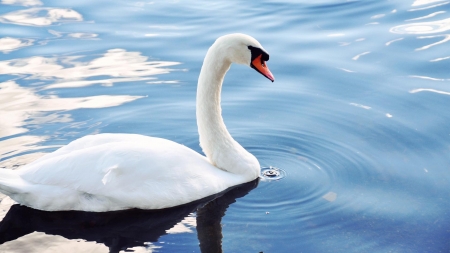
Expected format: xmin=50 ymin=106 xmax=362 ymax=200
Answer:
xmin=0 ymin=179 xmax=259 ymax=253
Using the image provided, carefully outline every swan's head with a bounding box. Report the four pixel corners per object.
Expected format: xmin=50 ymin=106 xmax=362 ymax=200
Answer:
xmin=215 ymin=33 xmax=275 ymax=82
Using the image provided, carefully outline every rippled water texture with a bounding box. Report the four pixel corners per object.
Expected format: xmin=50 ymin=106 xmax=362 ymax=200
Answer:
xmin=1 ymin=0 xmax=450 ymax=252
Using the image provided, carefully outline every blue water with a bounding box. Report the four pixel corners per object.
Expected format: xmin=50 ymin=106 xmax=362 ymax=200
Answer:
xmin=1 ymin=0 xmax=450 ymax=252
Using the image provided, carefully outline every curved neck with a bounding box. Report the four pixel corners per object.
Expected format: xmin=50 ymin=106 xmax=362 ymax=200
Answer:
xmin=196 ymin=44 xmax=259 ymax=179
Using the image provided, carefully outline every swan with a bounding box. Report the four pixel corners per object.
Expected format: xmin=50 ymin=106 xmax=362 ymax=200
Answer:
xmin=0 ymin=34 xmax=274 ymax=212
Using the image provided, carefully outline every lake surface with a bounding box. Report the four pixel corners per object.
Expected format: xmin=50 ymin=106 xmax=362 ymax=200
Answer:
xmin=1 ymin=0 xmax=450 ymax=252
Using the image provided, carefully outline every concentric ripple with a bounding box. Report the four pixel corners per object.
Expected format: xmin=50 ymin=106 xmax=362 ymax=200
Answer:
xmin=228 ymin=129 xmax=381 ymax=226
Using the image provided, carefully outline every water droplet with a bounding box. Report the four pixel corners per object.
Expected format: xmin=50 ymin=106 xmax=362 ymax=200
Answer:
xmin=260 ymin=166 xmax=286 ymax=181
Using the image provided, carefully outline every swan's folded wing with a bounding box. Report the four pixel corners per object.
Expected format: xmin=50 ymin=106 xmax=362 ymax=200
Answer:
xmin=31 ymin=133 xmax=147 ymax=164
xmin=17 ymin=137 xmax=233 ymax=209
xmin=20 ymin=137 xmax=185 ymax=188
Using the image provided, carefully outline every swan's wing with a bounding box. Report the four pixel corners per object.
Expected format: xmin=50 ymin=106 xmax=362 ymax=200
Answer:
xmin=33 ymin=133 xmax=146 ymax=164
xmin=21 ymin=136 xmax=209 ymax=188
xmin=18 ymin=136 xmax=235 ymax=210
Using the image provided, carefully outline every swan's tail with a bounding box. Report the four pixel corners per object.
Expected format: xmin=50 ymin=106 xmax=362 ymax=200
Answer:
xmin=0 ymin=169 xmax=25 ymax=196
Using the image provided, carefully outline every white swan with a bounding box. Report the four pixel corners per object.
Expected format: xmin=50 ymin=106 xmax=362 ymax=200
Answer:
xmin=0 ymin=34 xmax=274 ymax=212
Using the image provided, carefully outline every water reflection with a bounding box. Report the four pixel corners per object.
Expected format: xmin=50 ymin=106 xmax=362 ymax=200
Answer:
xmin=385 ymin=37 xmax=404 ymax=46
xmin=405 ymin=11 xmax=446 ymax=21
xmin=0 ymin=136 xmax=49 ymax=164
xmin=349 ymin=102 xmax=371 ymax=110
xmin=0 ymin=180 xmax=258 ymax=253
xmin=409 ymin=1 xmax=449 ymax=11
xmin=430 ymin=55 xmax=450 ymax=61
xmin=0 ymin=49 xmax=180 ymax=89
xmin=0 ymin=7 xmax=82 ymax=26
xmin=409 ymin=74 xmax=449 ymax=81
xmin=0 ymin=37 xmax=34 ymax=53
xmin=390 ymin=18 xmax=450 ymax=34
xmin=0 ymin=152 xmax=46 ymax=170
xmin=389 ymin=0 xmax=450 ymax=60
xmin=0 ymin=46 xmax=181 ymax=160
xmin=410 ymin=88 xmax=450 ymax=95
xmin=352 ymin=51 xmax=370 ymax=60
xmin=0 ymin=81 xmax=143 ymax=137
xmin=412 ymin=0 xmax=448 ymax=6
xmin=416 ymin=34 xmax=450 ymax=50
xmin=1 ymin=0 xmax=42 ymax=7
xmin=370 ymin=14 xmax=385 ymax=19
xmin=67 ymin=33 xmax=98 ymax=39
xmin=48 ymin=29 xmax=98 ymax=40
xmin=0 ymin=81 xmax=143 ymax=160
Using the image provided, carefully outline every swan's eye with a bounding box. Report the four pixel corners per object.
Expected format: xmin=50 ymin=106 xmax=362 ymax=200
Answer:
xmin=248 ymin=45 xmax=270 ymax=64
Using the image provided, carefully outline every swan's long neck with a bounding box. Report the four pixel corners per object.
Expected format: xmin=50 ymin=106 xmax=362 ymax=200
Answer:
xmin=196 ymin=43 xmax=260 ymax=179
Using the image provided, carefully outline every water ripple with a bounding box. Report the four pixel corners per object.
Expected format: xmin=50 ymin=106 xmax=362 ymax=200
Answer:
xmin=233 ymin=130 xmax=380 ymax=226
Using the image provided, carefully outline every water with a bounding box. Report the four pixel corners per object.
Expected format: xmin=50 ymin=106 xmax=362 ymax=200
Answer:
xmin=1 ymin=0 xmax=450 ymax=252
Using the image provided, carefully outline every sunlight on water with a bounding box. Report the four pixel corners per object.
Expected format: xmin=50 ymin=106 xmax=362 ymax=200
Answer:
xmin=165 ymin=214 xmax=197 ymax=234
xmin=412 ymin=0 xmax=448 ymax=6
xmin=409 ymin=0 xmax=450 ymax=10
xmin=390 ymin=17 xmax=450 ymax=34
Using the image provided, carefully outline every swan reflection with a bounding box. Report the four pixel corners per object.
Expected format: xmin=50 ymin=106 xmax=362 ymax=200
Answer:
xmin=0 ymin=180 xmax=258 ymax=253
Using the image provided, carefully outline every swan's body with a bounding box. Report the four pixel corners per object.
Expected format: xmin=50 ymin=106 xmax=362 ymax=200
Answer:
xmin=0 ymin=34 xmax=274 ymax=211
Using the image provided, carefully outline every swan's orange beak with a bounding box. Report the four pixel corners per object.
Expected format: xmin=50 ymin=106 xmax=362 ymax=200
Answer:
xmin=251 ymin=54 xmax=275 ymax=82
